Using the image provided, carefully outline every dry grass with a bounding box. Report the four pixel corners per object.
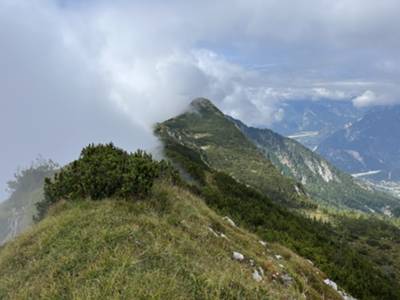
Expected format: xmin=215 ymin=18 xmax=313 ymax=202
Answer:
xmin=0 ymin=183 xmax=341 ymax=299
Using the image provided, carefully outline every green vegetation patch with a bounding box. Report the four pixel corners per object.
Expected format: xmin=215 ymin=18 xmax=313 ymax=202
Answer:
xmin=36 ymin=143 xmax=179 ymax=220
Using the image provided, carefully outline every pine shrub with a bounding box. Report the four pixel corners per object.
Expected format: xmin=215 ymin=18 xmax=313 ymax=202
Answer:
xmin=36 ymin=143 xmax=179 ymax=220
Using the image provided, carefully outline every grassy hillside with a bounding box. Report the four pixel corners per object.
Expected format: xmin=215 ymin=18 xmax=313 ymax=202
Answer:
xmin=231 ymin=117 xmax=400 ymax=214
xmin=155 ymin=98 xmax=312 ymax=209
xmin=0 ymin=181 xmax=341 ymax=300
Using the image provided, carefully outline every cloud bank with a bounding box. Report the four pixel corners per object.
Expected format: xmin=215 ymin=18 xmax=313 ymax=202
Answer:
xmin=1 ymin=0 xmax=400 ymax=198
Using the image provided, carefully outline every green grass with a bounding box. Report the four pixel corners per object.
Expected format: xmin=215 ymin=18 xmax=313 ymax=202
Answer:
xmin=0 ymin=182 xmax=341 ymax=300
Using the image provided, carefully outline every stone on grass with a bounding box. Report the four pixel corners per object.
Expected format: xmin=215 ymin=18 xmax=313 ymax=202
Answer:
xmin=232 ymin=251 xmax=244 ymax=261
xmin=324 ymin=279 xmax=338 ymax=291
xmin=259 ymin=240 xmax=267 ymax=247
xmin=258 ymin=266 xmax=264 ymax=276
xmin=272 ymin=272 xmax=280 ymax=280
xmin=220 ymin=233 xmax=229 ymax=240
xmin=339 ymin=291 xmax=357 ymax=300
xmin=252 ymin=269 xmax=263 ymax=282
xmin=223 ymin=216 xmax=237 ymax=227
xmin=208 ymin=227 xmax=219 ymax=237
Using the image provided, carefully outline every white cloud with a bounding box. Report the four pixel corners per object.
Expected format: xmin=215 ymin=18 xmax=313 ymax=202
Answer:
xmin=353 ymin=86 xmax=400 ymax=107
xmin=353 ymin=90 xmax=378 ymax=107
xmin=1 ymin=0 xmax=400 ymax=197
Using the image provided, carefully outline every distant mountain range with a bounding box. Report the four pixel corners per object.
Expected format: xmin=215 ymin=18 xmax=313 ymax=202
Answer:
xmin=318 ymin=105 xmax=400 ymax=181
xmin=270 ymin=100 xmax=364 ymax=149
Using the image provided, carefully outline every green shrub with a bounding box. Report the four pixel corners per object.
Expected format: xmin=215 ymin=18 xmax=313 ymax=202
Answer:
xmin=36 ymin=143 xmax=179 ymax=220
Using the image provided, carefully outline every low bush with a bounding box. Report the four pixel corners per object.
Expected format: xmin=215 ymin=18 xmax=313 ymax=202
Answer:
xmin=36 ymin=143 xmax=179 ymax=220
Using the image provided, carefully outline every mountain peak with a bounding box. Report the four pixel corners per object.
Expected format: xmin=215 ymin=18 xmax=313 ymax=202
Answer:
xmin=190 ymin=97 xmax=214 ymax=106
xmin=190 ymin=98 xmax=223 ymax=115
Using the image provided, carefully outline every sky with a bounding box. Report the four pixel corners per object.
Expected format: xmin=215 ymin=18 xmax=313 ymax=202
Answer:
xmin=1 ymin=0 xmax=400 ymax=199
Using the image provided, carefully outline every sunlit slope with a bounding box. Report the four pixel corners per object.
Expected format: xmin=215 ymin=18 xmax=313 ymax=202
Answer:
xmin=0 ymin=183 xmax=340 ymax=300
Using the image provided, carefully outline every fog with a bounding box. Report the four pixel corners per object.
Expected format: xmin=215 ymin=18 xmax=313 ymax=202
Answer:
xmin=1 ymin=0 xmax=400 ymax=199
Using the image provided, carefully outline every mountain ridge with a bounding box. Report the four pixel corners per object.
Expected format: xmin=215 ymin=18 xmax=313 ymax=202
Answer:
xmin=156 ymin=97 xmax=311 ymax=209
xmin=229 ymin=115 xmax=400 ymax=215
xmin=269 ymin=100 xmax=365 ymax=149
xmin=318 ymin=105 xmax=400 ymax=182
